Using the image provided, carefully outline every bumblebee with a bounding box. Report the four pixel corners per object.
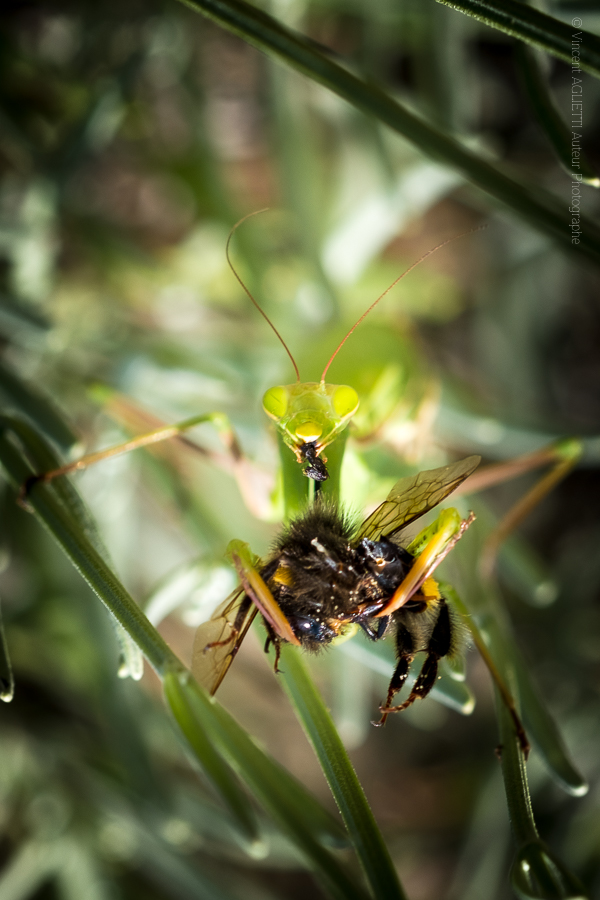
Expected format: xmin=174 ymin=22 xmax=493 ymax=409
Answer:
xmin=192 ymin=456 xmax=479 ymax=723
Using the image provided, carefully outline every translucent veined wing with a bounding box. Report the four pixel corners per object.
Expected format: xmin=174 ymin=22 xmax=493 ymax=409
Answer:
xmin=192 ymin=588 xmax=258 ymax=696
xmin=357 ymin=456 xmax=480 ymax=541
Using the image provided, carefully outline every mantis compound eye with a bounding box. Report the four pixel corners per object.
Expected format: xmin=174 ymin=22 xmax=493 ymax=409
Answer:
xmin=332 ymin=385 xmax=359 ymax=418
xmin=263 ymin=385 xmax=288 ymax=419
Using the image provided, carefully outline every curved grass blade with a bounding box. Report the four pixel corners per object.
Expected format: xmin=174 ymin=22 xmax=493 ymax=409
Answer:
xmin=176 ymin=0 xmax=600 ymax=264
xmin=516 ymin=44 xmax=599 ymax=185
xmin=0 ymin=412 xmax=145 ymax=680
xmin=0 ymin=360 xmax=78 ymax=452
xmin=133 ymin=819 xmax=244 ymax=900
xmin=0 ymin=839 xmax=59 ymax=900
xmin=0 ymin=419 xmax=259 ymax=845
xmin=173 ymin=672 xmax=369 ymax=900
xmin=164 ymin=673 xmax=259 ymax=847
xmin=497 ymin=699 xmax=589 ymax=900
xmin=278 ymin=645 xmax=407 ymax=900
xmin=498 ymin=537 xmax=558 ymax=610
xmin=445 ymin=508 xmax=587 ymax=796
xmin=447 ymin=568 xmax=588 ymax=895
xmin=0 ymin=417 xmax=174 ymax=675
xmin=512 ymin=646 xmax=588 ymax=798
xmin=0 ymin=291 xmax=50 ymax=331
xmin=435 ymin=0 xmax=600 ymax=78
xmin=0 ymin=596 xmax=14 ymax=702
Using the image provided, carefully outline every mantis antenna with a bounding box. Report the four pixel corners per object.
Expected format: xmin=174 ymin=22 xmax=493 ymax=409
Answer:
xmin=226 ymin=210 xmax=300 ymax=383
xmin=320 ymin=224 xmax=487 ymax=383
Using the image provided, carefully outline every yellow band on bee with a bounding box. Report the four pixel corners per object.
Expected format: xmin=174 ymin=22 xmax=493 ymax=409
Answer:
xmin=421 ymin=576 xmax=441 ymax=600
xmin=272 ymin=565 xmax=293 ymax=586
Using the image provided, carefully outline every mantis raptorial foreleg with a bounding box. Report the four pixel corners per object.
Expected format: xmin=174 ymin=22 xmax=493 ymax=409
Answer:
xmin=19 ymin=395 xmax=273 ymax=519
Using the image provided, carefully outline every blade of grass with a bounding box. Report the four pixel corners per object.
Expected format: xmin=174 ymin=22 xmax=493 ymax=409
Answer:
xmin=172 ymin=672 xmax=370 ymax=900
xmin=0 ymin=417 xmax=176 ymax=676
xmin=0 ymin=413 xmax=146 ymax=680
xmin=447 ymin=501 xmax=588 ymax=797
xmin=0 ymin=597 xmax=14 ymax=702
xmin=497 ymin=698 xmax=589 ymax=900
xmin=0 ymin=840 xmax=59 ymax=900
xmin=0 ymin=418 xmax=259 ymax=845
xmin=163 ymin=674 xmax=260 ymax=850
xmin=0 ymin=360 xmax=77 ymax=452
xmin=132 ymin=822 xmax=243 ymax=900
xmin=512 ymin=646 xmax=588 ymax=798
xmin=278 ymin=645 xmax=406 ymax=900
xmin=176 ymin=0 xmax=600 ymax=264
xmin=515 ymin=43 xmax=600 ymax=185
xmin=446 ymin=560 xmax=589 ymax=895
xmin=435 ymin=0 xmax=600 ymax=78
xmin=0 ymin=291 xmax=50 ymax=331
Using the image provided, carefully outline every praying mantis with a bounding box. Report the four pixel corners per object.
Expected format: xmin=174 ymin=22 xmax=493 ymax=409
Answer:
xmin=19 ymin=212 xmax=580 ymax=748
xmin=3 ymin=210 xmax=589 ymax=900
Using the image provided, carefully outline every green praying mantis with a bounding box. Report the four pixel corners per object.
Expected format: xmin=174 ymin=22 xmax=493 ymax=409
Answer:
xmin=20 ymin=211 xmax=581 ymax=749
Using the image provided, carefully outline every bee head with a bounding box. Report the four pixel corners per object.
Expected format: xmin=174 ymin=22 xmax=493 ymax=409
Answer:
xmin=287 ymin=614 xmax=337 ymax=648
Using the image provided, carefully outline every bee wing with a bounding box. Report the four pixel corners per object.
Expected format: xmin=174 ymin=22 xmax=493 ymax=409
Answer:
xmin=192 ymin=587 xmax=258 ymax=696
xmin=357 ymin=456 xmax=480 ymax=541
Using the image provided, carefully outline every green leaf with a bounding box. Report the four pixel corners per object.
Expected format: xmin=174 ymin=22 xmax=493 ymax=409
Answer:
xmin=0 ymin=420 xmax=263 ymax=842
xmin=0 ymin=291 xmax=50 ymax=331
xmin=495 ymin=690 xmax=539 ymax=848
xmin=0 ymin=840 xmax=58 ymax=900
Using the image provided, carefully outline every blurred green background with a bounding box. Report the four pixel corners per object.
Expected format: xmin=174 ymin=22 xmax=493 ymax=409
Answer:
xmin=1 ymin=0 xmax=600 ymax=898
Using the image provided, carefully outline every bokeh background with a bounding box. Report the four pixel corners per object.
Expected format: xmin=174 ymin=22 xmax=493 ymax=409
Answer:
xmin=1 ymin=1 xmax=600 ymax=898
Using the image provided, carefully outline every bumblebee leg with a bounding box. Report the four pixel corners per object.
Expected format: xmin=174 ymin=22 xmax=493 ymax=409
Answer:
xmin=389 ymin=654 xmax=440 ymax=712
xmin=374 ymin=624 xmax=414 ymax=726
xmin=273 ymin=639 xmax=282 ymax=674
xmin=262 ymin=622 xmax=283 ymax=674
xmin=379 ymin=602 xmax=452 ymax=720
xmin=358 ymin=616 xmax=389 ymax=641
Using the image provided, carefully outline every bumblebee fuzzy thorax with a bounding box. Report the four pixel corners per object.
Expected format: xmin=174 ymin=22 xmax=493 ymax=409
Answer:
xmin=260 ymin=500 xmax=414 ymax=651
